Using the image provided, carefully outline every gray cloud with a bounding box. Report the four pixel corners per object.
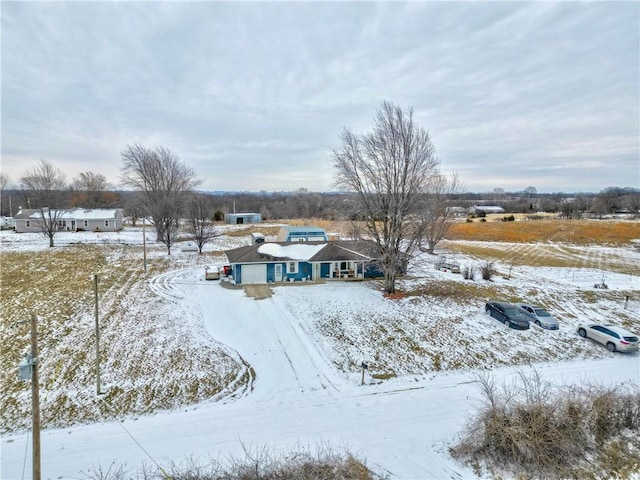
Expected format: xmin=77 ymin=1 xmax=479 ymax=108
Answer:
xmin=2 ymin=1 xmax=638 ymax=193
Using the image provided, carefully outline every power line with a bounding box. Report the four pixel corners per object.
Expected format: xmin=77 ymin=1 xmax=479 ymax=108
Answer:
xmin=97 ymin=396 xmax=172 ymax=480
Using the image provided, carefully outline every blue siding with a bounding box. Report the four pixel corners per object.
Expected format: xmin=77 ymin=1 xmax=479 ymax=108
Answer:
xmin=320 ymin=263 xmax=330 ymax=278
xmin=284 ymin=261 xmax=312 ymax=281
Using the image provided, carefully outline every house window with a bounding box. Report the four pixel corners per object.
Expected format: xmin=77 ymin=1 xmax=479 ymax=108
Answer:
xmin=84 ymin=220 xmax=88 ymax=227
xmin=287 ymin=261 xmax=298 ymax=273
xmin=26 ymin=220 xmax=30 ymax=227
xmin=104 ymin=220 xmax=109 ymax=227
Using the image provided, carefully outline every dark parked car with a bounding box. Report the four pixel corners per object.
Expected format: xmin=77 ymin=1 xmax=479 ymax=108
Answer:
xmin=485 ymin=301 xmax=530 ymax=330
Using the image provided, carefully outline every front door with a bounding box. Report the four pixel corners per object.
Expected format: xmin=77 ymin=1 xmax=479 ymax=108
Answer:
xmin=274 ymin=264 xmax=283 ymax=282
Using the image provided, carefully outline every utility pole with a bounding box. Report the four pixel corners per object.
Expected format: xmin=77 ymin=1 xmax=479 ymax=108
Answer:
xmin=94 ymin=274 xmax=101 ymax=395
xmin=142 ymin=217 xmax=147 ymax=271
xmin=17 ymin=315 xmax=41 ymax=480
xmin=30 ymin=314 xmax=41 ymax=480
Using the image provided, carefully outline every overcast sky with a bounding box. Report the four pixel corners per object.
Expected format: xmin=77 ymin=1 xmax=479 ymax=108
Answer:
xmin=2 ymin=1 xmax=638 ymax=193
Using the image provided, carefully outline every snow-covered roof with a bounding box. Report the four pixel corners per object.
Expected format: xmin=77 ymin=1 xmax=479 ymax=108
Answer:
xmin=257 ymin=242 xmax=326 ymax=260
xmin=61 ymin=209 xmax=121 ymax=220
xmin=16 ymin=208 xmax=121 ymax=220
xmin=470 ymin=205 xmax=505 ymax=213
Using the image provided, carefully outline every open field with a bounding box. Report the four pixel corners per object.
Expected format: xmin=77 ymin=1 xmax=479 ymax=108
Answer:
xmin=1 ymin=220 xmax=639 ymax=435
xmin=1 ymin=220 xmax=639 ymax=479
xmin=447 ymin=218 xmax=639 ymax=245
xmin=0 ymin=232 xmax=251 ymax=432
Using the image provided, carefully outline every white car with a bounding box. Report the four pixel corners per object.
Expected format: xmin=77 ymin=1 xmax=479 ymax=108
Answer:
xmin=518 ymin=304 xmax=559 ymax=330
xmin=204 ymin=265 xmax=220 ymax=280
xmin=577 ymin=324 xmax=639 ymax=353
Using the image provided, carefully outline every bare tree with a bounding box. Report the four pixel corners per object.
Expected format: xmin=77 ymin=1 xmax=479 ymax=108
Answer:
xmin=332 ymin=101 xmax=440 ymax=294
xmin=523 ymin=186 xmax=537 ymax=197
xmin=122 ymin=192 xmax=145 ymax=226
xmin=156 ymin=201 xmax=180 ymax=255
xmin=71 ymin=171 xmax=113 ymax=208
xmin=19 ymin=159 xmax=68 ymax=247
xmin=187 ymin=194 xmax=219 ymax=253
xmin=0 ymin=173 xmax=14 ymax=216
xmin=421 ymin=172 xmax=465 ymax=254
xmin=120 ymin=144 xmax=201 ymax=253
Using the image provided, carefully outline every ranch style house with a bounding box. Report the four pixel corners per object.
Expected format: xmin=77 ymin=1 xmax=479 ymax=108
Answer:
xmin=14 ymin=208 xmax=124 ymax=233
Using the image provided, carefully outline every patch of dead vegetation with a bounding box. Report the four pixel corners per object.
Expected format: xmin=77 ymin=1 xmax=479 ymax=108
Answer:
xmin=447 ymin=219 xmax=639 ymax=245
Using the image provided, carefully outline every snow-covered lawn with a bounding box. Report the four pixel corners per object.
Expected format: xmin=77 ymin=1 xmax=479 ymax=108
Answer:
xmin=1 ymin=228 xmax=639 ymax=478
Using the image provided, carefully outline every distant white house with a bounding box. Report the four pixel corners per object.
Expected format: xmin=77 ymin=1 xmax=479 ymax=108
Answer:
xmin=468 ymin=205 xmax=505 ymax=215
xmin=14 ymin=208 xmax=124 ymax=233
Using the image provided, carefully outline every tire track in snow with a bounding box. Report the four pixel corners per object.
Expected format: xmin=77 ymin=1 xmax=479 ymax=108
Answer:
xmin=266 ymin=295 xmax=342 ymax=396
xmin=147 ymin=267 xmax=256 ymax=402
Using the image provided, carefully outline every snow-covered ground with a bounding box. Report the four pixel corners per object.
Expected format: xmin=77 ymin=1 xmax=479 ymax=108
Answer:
xmin=1 ymin=228 xmax=639 ymax=479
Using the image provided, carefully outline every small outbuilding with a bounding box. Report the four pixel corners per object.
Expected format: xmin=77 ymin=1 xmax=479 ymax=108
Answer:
xmin=468 ymin=205 xmax=505 ymax=216
xmin=0 ymin=216 xmax=15 ymax=230
xmin=225 ymin=213 xmax=262 ymax=225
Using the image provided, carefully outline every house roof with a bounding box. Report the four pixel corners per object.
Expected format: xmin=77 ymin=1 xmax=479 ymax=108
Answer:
xmin=66 ymin=209 xmax=121 ymax=220
xmin=280 ymin=226 xmax=326 ymax=233
xmin=225 ymin=240 xmax=381 ymax=264
xmin=257 ymin=242 xmax=326 ymax=260
xmin=308 ymin=241 xmax=381 ymax=262
xmin=15 ymin=208 xmax=121 ymax=220
xmin=14 ymin=209 xmax=41 ymax=219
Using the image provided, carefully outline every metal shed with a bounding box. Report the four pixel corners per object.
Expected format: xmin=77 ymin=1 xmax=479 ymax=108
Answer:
xmin=224 ymin=213 xmax=262 ymax=225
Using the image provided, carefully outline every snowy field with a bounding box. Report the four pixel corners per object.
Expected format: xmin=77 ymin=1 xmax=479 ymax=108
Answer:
xmin=1 ymin=227 xmax=639 ymax=479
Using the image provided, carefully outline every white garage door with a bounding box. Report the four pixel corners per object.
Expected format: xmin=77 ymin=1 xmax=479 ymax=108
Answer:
xmin=241 ymin=264 xmax=267 ymax=284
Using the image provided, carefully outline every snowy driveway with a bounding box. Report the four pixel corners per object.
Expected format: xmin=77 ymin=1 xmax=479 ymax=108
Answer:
xmin=2 ymin=267 xmax=639 ymax=479
xmin=194 ymin=279 xmax=343 ymax=404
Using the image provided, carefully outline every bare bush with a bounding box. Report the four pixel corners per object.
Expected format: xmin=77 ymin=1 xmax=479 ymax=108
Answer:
xmin=462 ymin=264 xmax=476 ymax=280
xmin=479 ymin=261 xmax=497 ymax=281
xmin=80 ymin=446 xmax=382 ymax=480
xmin=451 ymin=369 xmax=640 ymax=479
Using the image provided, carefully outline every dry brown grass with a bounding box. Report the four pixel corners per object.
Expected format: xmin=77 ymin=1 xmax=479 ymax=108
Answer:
xmin=246 ymin=218 xmax=640 ymax=246
xmin=451 ymin=371 xmax=640 ymax=480
xmin=447 ymin=220 xmax=639 ymax=245
xmin=0 ymin=244 xmax=244 ymax=433
xmin=80 ymin=446 xmax=381 ymax=480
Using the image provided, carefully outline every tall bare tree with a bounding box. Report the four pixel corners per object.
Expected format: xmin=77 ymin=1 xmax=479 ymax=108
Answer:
xmin=187 ymin=194 xmax=219 ymax=253
xmin=332 ymin=101 xmax=440 ymax=294
xmin=421 ymin=172 xmax=465 ymax=254
xmin=120 ymin=144 xmax=201 ymax=254
xmin=71 ymin=171 xmax=113 ymax=208
xmin=19 ymin=159 xmax=68 ymax=247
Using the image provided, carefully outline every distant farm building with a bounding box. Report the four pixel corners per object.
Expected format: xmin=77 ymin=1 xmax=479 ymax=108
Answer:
xmin=225 ymin=213 xmax=262 ymax=225
xmin=468 ymin=205 xmax=505 ymax=215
